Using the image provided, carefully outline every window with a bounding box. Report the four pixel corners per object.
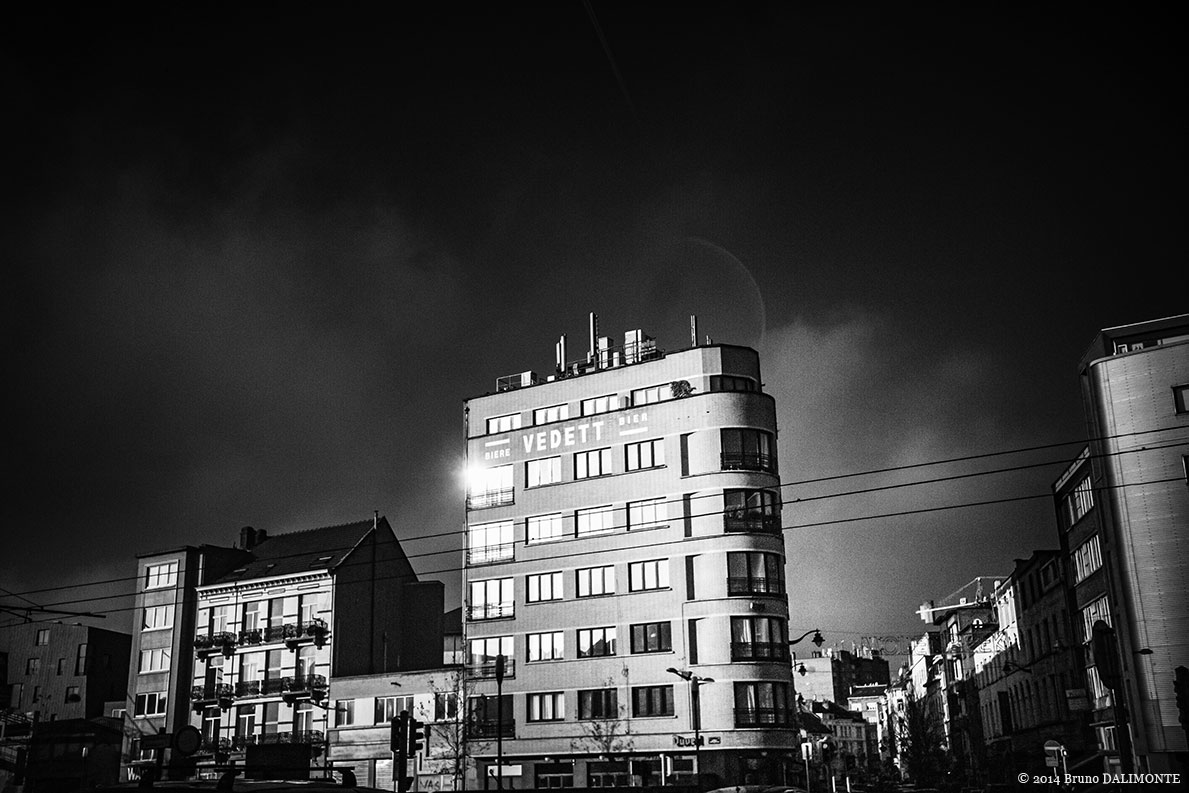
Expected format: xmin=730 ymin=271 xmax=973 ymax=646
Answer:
xmin=142 ymin=605 xmax=175 ymax=631
xmin=1080 ymin=597 xmax=1111 ymax=643
xmin=469 ymin=636 xmax=514 ymax=677
xmin=434 ymin=693 xmax=459 ymax=722
xmin=26 ymin=658 xmax=40 ymax=675
xmin=720 ymin=428 xmax=775 ymax=472
xmin=723 ymin=489 xmax=781 ymax=532
xmin=1072 ymin=535 xmax=1103 ymax=583
xmin=335 ymin=699 xmax=355 ymax=727
xmin=625 ymin=438 xmax=665 ymax=471
xmin=527 ymin=513 xmax=566 ymax=544
xmin=632 ymin=685 xmax=674 ymax=717
xmin=630 ymin=622 xmax=672 ymax=654
xmin=575 ymin=448 xmax=612 ymax=479
xmin=144 ymin=561 xmax=179 ymax=590
xmin=487 ymin=413 xmax=522 ymax=434
xmin=582 ymin=394 xmax=621 ymax=416
xmin=527 ymin=631 xmax=564 ymax=662
xmin=375 ymin=695 xmax=415 ymax=724
xmin=468 ymin=465 xmax=513 ymax=508
xmin=468 ymin=520 xmax=514 ymax=564
xmin=576 ymin=505 xmax=615 ymax=536
xmin=527 ymin=572 xmax=563 ymax=603
xmin=577 ymin=566 xmax=615 ymax=597
xmin=1174 ymin=384 xmax=1189 ymax=414
xmin=731 ymin=617 xmax=788 ymax=660
xmin=134 ymin=692 xmax=167 ymax=717
xmin=526 ymin=456 xmax=562 ymax=488
xmin=577 ymin=627 xmax=616 ymax=658
xmin=527 ymin=692 xmax=565 ymax=722
xmin=710 ymin=375 xmax=756 ymax=392
xmin=734 ymin=681 xmax=792 ymax=726
xmin=139 ymin=648 xmax=170 ymax=673
xmin=631 ymin=385 xmax=671 ymax=406
xmin=237 ymin=705 xmax=258 ymax=737
xmin=534 ymin=403 xmax=570 ymax=425
xmin=470 ymin=578 xmax=514 ymax=620
xmin=57 ymin=658 xmax=66 ymax=675
xmin=35 ymin=629 xmax=50 ymax=646
xmin=579 ymin=689 xmax=618 ymax=720
xmin=727 ymin=551 xmax=785 ymax=595
xmin=628 ymin=559 xmax=669 ymax=591
xmin=1065 ymin=477 xmax=1094 ymax=526
xmin=628 ymin=498 xmax=668 ymax=530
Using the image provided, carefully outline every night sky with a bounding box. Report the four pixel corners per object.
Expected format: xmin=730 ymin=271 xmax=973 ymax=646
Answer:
xmin=3 ymin=6 xmax=1184 ymax=662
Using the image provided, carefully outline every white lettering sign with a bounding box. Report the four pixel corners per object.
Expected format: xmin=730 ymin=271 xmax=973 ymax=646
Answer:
xmin=521 ymin=421 xmax=605 ymax=453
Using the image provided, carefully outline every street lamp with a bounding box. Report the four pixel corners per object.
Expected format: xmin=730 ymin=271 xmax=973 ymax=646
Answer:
xmin=788 ymin=630 xmax=824 ymax=790
xmin=667 ymin=668 xmax=714 ymax=790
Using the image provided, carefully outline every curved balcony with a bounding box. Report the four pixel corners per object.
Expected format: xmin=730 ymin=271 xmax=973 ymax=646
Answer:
xmin=723 ymin=512 xmax=782 ymax=534
xmin=727 ymin=577 xmax=786 ymax=596
xmin=721 ymin=451 xmax=776 ymax=473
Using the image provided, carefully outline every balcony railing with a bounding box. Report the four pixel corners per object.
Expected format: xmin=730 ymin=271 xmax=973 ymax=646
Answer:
xmin=734 ymin=708 xmax=793 ymax=727
xmin=194 ymin=631 xmax=238 ymax=657
xmin=467 ymin=543 xmax=515 ymax=565
xmin=467 ymin=659 xmax=516 ymax=679
xmin=190 ymin=683 xmax=234 ymax=712
xmin=226 ymin=730 xmax=326 ymax=750
xmin=467 ymin=603 xmax=515 ymax=621
xmin=238 ymin=628 xmax=264 ymax=646
xmin=260 ymin=618 xmax=330 ymax=649
xmin=281 ymin=674 xmax=328 ymax=703
xmin=727 ymin=577 xmax=786 ymax=596
xmin=235 ymin=680 xmax=262 ymax=698
xmin=465 ymin=720 xmax=515 ymax=739
xmin=466 ymin=487 xmax=515 ymax=510
xmin=731 ymin=642 xmax=790 ymax=662
xmin=724 ymin=513 xmax=782 ymax=533
xmin=721 ymin=452 xmax=776 ymax=473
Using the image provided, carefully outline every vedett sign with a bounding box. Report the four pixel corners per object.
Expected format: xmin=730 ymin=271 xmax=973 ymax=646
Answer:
xmin=521 ymin=421 xmax=608 ymax=453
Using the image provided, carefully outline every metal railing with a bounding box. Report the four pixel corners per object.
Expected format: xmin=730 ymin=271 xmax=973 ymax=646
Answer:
xmin=465 ymin=720 xmax=515 ymax=739
xmin=723 ymin=513 xmax=782 ymax=533
xmin=467 ymin=603 xmax=515 ymax=621
xmin=466 ymin=543 xmax=515 ymax=565
xmin=467 ymin=659 xmax=516 ymax=679
xmin=727 ymin=577 xmax=786 ymax=595
xmin=734 ymin=708 xmax=794 ymax=727
xmin=731 ymin=642 xmax=790 ymax=661
xmin=721 ymin=452 xmax=776 ymax=472
xmin=466 ymin=488 xmax=515 ymax=510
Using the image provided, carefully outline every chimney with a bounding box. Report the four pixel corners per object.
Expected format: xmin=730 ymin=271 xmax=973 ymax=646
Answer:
xmin=588 ymin=312 xmax=599 ymax=366
xmin=239 ymin=526 xmax=256 ymax=550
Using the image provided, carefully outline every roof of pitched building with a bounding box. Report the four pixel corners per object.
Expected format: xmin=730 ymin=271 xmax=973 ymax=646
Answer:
xmin=212 ymin=518 xmax=379 ymax=584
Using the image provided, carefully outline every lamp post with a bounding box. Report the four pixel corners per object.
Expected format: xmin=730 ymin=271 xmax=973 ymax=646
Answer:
xmin=788 ymin=630 xmax=824 ymax=790
xmin=667 ymin=668 xmax=714 ymax=791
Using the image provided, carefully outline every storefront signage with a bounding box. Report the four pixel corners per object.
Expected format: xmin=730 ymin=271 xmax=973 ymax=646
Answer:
xmin=672 ymin=734 xmax=719 ymax=747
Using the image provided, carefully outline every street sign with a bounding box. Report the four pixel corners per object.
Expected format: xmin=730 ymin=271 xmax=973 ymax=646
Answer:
xmin=1044 ymin=740 xmax=1063 ymax=752
xmin=140 ymin=733 xmax=171 ymax=749
xmin=173 ymin=726 xmax=202 ymax=756
xmin=1045 ymin=756 xmax=1059 ymax=767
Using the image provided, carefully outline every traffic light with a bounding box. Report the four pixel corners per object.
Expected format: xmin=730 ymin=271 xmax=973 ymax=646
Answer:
xmin=390 ymin=711 xmax=409 ymax=753
xmin=408 ymin=716 xmax=428 ymax=755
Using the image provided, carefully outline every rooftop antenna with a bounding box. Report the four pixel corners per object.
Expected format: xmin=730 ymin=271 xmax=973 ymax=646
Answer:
xmin=588 ymin=312 xmax=599 ymax=367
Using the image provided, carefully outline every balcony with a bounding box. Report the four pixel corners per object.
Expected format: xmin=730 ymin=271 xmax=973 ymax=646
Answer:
xmin=721 ymin=452 xmax=776 ymax=473
xmin=234 ymin=680 xmax=262 ymax=698
xmin=467 ymin=487 xmax=515 ymax=510
xmin=466 ymin=720 xmax=515 ymax=739
xmin=467 ymin=659 xmax=516 ymax=680
xmin=467 ymin=543 xmax=515 ymax=565
xmin=261 ymin=618 xmax=330 ymax=650
xmin=194 ymin=631 xmax=238 ymax=658
xmin=229 ymin=730 xmax=327 ymax=751
xmin=727 ymin=577 xmax=785 ymax=596
xmin=190 ymin=683 xmax=234 ymax=712
xmin=724 ymin=513 xmax=781 ymax=534
xmin=734 ymin=708 xmax=793 ymax=728
xmin=467 ymin=603 xmax=514 ymax=621
xmin=238 ymin=628 xmax=264 ymax=647
xmin=731 ymin=642 xmax=790 ymax=662
xmin=281 ymin=673 xmax=329 ymax=704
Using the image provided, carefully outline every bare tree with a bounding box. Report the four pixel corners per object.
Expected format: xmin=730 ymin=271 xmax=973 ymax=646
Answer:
xmin=569 ymin=679 xmax=635 ymax=757
xmin=427 ymin=667 xmax=491 ymax=791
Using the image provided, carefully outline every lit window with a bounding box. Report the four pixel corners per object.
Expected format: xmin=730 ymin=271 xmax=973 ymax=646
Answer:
xmin=470 ymin=578 xmax=514 ymax=620
xmin=526 ymin=456 xmax=562 ymax=487
xmin=577 ymin=566 xmax=615 ymax=597
xmin=625 ymin=438 xmax=665 ymax=471
xmin=35 ymin=629 xmax=50 ymax=646
xmin=577 ymin=627 xmax=616 ymax=658
xmin=527 ymin=631 xmax=564 ymax=662
xmin=487 ymin=413 xmax=522 ymax=434
xmin=468 ymin=465 xmax=513 ymax=509
xmin=1080 ymin=597 xmax=1111 ymax=643
xmin=25 ymin=658 xmax=40 ymax=675
xmin=527 ymin=514 xmax=566 ymax=544
xmin=581 ymin=394 xmax=621 ymax=416
xmin=142 ymin=605 xmax=175 ymax=631
xmin=467 ymin=520 xmax=514 ymax=565
xmin=628 ymin=498 xmax=668 ymax=530
xmin=630 ymin=622 xmax=671 ymax=653
xmin=534 ymin=404 xmax=570 ymax=425
xmin=628 ymin=559 xmax=669 ymax=591
xmin=527 ymin=692 xmax=564 ymax=722
xmin=575 ymin=448 xmax=612 ymax=479
xmin=527 ymin=572 xmax=563 ymax=603
xmin=576 ymin=505 xmax=615 ymax=536
xmin=144 ymin=561 xmax=179 ymax=590
xmin=1072 ymin=535 xmax=1103 ymax=583
xmin=75 ymin=643 xmax=88 ymax=675
xmin=631 ymin=685 xmax=674 ymax=716
xmin=1065 ymin=477 xmax=1094 ymax=527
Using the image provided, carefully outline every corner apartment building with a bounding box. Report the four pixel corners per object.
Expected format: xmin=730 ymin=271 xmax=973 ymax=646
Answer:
xmin=796 ymin=647 xmax=890 ymax=706
xmin=462 ymin=319 xmax=798 ymax=789
xmin=1073 ymin=314 xmax=1189 ymax=775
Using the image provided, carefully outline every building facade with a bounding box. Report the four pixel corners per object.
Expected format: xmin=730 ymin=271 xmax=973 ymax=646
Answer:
xmin=462 ymin=321 xmax=798 ymax=788
xmin=1074 ymin=314 xmax=1189 ymax=775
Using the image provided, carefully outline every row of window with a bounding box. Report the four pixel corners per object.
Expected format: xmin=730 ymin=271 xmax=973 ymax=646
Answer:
xmin=467 ymin=616 xmax=788 ymax=664
xmin=484 ymin=376 xmax=759 ymax=434
xmin=468 ymin=488 xmax=782 ymax=562
xmin=196 ymin=593 xmax=329 ymax=636
xmin=1072 ymin=534 xmax=1103 ymax=584
xmin=12 ymin=683 xmax=82 ymax=708
xmin=23 ymin=644 xmax=89 ymax=676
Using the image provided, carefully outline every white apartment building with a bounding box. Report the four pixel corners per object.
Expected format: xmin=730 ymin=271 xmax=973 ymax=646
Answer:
xmin=462 ymin=318 xmax=799 ymax=789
